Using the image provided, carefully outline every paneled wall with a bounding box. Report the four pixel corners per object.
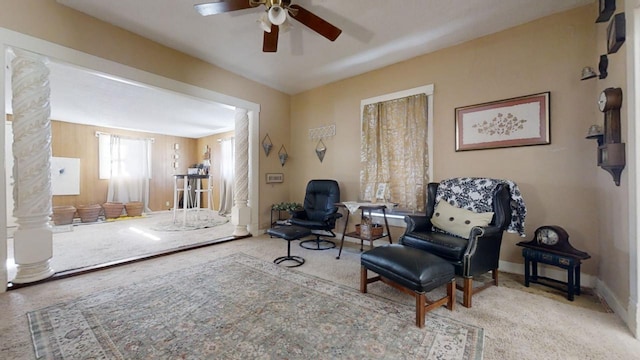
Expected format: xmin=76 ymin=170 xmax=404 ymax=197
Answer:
xmin=196 ymin=130 xmax=234 ymax=211
xmin=50 ymin=120 xmax=198 ymax=211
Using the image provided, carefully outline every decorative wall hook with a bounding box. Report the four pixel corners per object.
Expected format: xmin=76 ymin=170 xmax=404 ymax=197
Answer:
xmin=262 ymin=134 xmax=273 ymax=156
xmin=315 ymin=139 xmax=326 ymax=162
xmin=278 ymin=145 xmax=288 ymax=167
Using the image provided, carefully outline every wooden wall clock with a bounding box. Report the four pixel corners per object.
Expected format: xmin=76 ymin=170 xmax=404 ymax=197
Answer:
xmin=596 ymin=87 xmax=625 ymax=186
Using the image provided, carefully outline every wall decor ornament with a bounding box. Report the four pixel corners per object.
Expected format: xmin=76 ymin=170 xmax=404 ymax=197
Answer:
xmin=596 ymin=0 xmax=615 ymax=23
xmin=315 ymin=139 xmax=327 ymax=162
xmin=308 ymin=124 xmax=336 ymax=140
xmin=262 ymin=134 xmax=273 ymax=156
xmin=266 ymin=173 xmax=284 ymax=183
xmin=598 ymin=54 xmax=608 ymax=79
xmin=455 ymin=92 xmax=550 ymax=151
xmin=607 ymin=12 xmax=625 ymax=54
xmin=278 ymin=145 xmax=288 ymax=166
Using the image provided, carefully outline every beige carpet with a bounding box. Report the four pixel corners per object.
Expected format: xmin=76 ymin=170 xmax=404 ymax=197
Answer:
xmin=7 ymin=210 xmax=234 ymax=280
xmin=1 ymin=235 xmax=639 ymax=359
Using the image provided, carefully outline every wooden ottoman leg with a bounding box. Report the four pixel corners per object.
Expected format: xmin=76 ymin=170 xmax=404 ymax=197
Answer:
xmin=360 ymin=266 xmax=368 ymax=293
xmin=447 ymin=279 xmax=455 ymax=311
xmin=463 ymin=277 xmax=473 ymax=308
xmin=416 ymin=292 xmax=426 ymax=328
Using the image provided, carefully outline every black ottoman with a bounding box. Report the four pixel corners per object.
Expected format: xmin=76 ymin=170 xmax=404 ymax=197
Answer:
xmin=360 ymin=244 xmax=455 ymax=328
xmin=267 ymin=226 xmax=312 ymax=267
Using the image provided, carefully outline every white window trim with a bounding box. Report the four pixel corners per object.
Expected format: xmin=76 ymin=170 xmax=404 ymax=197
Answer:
xmin=360 ymin=84 xmax=434 ymax=227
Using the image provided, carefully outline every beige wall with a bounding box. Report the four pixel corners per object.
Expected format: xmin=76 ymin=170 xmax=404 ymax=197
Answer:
xmin=0 ymin=0 xmax=291 ymax=230
xmin=594 ymin=6 xmax=631 ymax=308
xmin=291 ymin=5 xmax=605 ymax=277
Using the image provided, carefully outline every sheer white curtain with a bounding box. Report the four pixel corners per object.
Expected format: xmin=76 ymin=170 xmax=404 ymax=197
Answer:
xmin=101 ymin=134 xmax=152 ymax=212
xmin=218 ymin=137 xmax=234 ymax=215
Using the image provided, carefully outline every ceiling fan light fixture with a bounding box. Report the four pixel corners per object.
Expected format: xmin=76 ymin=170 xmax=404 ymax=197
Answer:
xmin=258 ymin=12 xmax=272 ymax=32
xmin=268 ymin=5 xmax=287 ymax=25
xmin=279 ymin=15 xmax=292 ymax=33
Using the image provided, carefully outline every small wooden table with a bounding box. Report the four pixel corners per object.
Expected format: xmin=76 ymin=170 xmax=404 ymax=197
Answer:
xmin=518 ymin=247 xmax=590 ymax=301
xmin=335 ymin=202 xmax=393 ymax=259
xmin=516 ymin=226 xmax=590 ymax=302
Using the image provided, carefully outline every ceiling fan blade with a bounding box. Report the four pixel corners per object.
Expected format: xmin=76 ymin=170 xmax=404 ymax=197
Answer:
xmin=263 ymin=24 xmax=279 ymax=52
xmin=288 ymin=4 xmax=342 ymax=41
xmin=194 ymin=0 xmax=258 ymax=16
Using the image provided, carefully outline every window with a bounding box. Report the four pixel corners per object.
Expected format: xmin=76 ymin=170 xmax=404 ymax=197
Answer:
xmin=98 ymin=133 xmax=152 ymax=180
xmin=360 ymin=85 xmax=434 ymax=214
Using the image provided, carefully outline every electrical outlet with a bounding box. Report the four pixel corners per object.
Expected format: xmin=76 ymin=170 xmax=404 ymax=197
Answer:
xmin=165 ymin=201 xmax=170 ymax=207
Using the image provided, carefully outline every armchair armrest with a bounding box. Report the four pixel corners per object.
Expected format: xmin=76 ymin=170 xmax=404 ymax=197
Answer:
xmin=469 ymin=225 xmax=503 ymax=239
xmin=403 ymin=215 xmax=433 ymax=233
xmin=463 ymin=225 xmax=505 ymax=277
xmin=324 ymin=212 xmax=343 ymax=222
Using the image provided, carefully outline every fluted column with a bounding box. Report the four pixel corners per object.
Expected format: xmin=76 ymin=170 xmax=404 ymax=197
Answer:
xmin=10 ymin=49 xmax=54 ymax=283
xmin=232 ymin=108 xmax=250 ymax=236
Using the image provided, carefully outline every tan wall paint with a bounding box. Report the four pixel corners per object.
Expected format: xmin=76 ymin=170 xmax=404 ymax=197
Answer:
xmin=594 ymin=7 xmax=630 ymax=307
xmin=50 ymin=120 xmax=198 ymax=212
xmin=0 ymin=0 xmax=291 ymax=230
xmin=291 ymin=5 xmax=605 ymax=277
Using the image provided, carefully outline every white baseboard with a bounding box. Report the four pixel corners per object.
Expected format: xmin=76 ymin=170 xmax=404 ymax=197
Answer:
xmin=627 ymin=296 xmax=639 ymax=339
xmin=595 ymin=278 xmax=628 ymax=323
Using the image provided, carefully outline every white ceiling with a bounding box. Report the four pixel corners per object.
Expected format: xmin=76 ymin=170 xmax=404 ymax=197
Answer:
xmin=29 ymin=0 xmax=591 ymax=138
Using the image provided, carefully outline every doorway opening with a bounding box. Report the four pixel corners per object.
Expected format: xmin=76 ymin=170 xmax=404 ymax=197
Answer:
xmin=1 ymin=29 xmax=260 ymax=289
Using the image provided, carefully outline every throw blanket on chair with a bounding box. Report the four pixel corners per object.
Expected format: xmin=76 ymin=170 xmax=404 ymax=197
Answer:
xmin=435 ymin=177 xmax=527 ymax=237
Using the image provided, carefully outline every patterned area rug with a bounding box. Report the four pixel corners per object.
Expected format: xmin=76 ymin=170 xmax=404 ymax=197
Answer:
xmin=150 ymin=209 xmax=229 ymax=231
xmin=27 ymin=253 xmax=483 ymax=359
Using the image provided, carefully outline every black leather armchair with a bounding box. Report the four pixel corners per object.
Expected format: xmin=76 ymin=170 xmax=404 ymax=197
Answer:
xmin=290 ymin=179 xmax=343 ymax=250
xmin=400 ymin=181 xmax=512 ymax=307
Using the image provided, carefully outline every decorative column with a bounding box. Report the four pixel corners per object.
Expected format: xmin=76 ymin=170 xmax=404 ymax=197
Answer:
xmin=232 ymin=108 xmax=250 ymax=236
xmin=10 ymin=49 xmax=54 ymax=283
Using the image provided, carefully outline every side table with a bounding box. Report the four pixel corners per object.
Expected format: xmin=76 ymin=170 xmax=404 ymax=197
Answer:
xmin=521 ymin=248 xmax=587 ymax=301
xmin=517 ymin=225 xmax=590 ymax=302
xmin=335 ymin=202 xmax=394 ymax=259
xmin=270 ymin=208 xmax=291 ymax=227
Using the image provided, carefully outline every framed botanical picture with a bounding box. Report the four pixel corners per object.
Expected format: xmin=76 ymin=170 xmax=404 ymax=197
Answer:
xmin=455 ymin=92 xmax=550 ymax=151
xmin=266 ymin=173 xmax=284 ymax=183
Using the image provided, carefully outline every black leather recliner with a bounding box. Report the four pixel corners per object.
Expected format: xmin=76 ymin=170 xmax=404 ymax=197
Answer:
xmin=290 ymin=179 xmax=343 ymax=250
xmin=400 ymin=181 xmax=512 ymax=307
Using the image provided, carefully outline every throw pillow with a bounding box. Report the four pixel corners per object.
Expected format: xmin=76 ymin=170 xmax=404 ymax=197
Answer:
xmin=431 ymin=201 xmax=494 ymax=239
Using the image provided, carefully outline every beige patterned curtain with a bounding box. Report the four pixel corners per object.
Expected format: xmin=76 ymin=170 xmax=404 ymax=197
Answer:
xmin=360 ymin=94 xmax=429 ymax=212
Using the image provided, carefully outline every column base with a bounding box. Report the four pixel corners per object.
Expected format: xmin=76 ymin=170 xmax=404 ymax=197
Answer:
xmin=232 ymin=205 xmax=251 ymax=236
xmin=12 ymin=259 xmax=54 ymax=284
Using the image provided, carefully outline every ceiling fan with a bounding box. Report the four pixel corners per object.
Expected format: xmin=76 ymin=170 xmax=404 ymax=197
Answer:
xmin=194 ymin=0 xmax=342 ymax=52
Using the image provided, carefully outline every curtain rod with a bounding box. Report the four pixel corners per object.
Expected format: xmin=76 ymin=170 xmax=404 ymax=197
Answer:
xmin=95 ymin=131 xmax=155 ymax=143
